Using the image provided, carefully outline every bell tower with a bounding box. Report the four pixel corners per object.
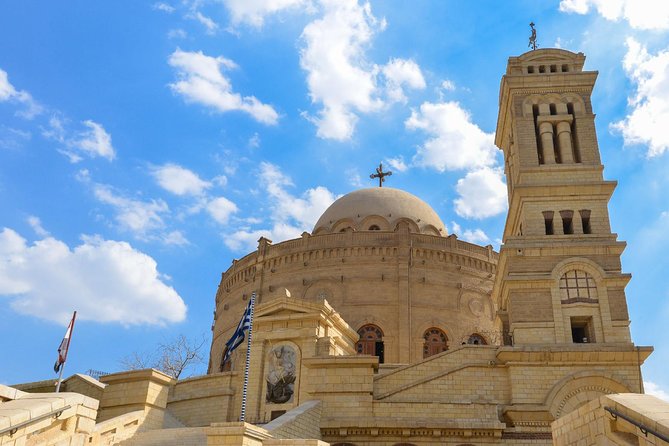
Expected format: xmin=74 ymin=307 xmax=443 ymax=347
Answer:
xmin=493 ymin=49 xmax=632 ymax=346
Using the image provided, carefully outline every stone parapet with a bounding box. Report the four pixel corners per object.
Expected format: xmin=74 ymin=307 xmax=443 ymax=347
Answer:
xmin=98 ymin=369 xmax=175 ymax=430
xmin=0 ymin=390 xmax=98 ymax=446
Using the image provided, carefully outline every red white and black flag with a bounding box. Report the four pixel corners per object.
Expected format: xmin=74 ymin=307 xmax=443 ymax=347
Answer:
xmin=54 ymin=311 xmax=76 ymax=373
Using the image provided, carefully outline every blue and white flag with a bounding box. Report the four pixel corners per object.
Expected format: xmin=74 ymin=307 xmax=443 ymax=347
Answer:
xmin=222 ymin=298 xmax=253 ymax=365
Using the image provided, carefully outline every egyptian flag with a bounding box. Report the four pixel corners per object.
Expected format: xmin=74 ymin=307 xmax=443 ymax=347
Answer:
xmin=54 ymin=311 xmax=76 ymax=373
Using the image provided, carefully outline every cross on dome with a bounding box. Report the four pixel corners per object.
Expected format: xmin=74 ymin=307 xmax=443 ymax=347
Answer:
xmin=370 ymin=162 xmax=392 ymax=187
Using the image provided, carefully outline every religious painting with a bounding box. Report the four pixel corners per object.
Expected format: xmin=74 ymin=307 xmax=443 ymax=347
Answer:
xmin=265 ymin=345 xmax=297 ymax=404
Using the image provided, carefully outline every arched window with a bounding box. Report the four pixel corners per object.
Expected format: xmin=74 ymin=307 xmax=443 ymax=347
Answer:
xmin=559 ymin=269 xmax=598 ymax=302
xmin=423 ymin=327 xmax=448 ymax=358
xmin=467 ymin=334 xmax=487 ymax=345
xmin=356 ymin=324 xmax=384 ymax=364
xmin=368 ymin=225 xmax=380 ymax=230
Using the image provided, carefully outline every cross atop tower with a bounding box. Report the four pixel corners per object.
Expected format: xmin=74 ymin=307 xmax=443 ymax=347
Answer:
xmin=370 ymin=162 xmax=392 ymax=187
xmin=528 ymin=22 xmax=537 ymax=50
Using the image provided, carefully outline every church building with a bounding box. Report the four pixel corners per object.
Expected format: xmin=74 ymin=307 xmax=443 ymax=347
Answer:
xmin=204 ymin=48 xmax=653 ymax=444
xmin=3 ymin=47 xmax=667 ymax=446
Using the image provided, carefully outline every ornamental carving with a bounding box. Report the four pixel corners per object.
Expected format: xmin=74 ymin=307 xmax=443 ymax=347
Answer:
xmin=265 ymin=345 xmax=297 ymax=404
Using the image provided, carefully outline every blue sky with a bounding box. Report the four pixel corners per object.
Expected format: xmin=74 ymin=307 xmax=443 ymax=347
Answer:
xmin=1 ymin=1 xmax=668 ymax=399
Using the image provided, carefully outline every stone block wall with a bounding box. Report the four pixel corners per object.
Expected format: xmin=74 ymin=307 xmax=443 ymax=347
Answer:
xmin=552 ymin=393 xmax=669 ymax=445
xmin=166 ymin=372 xmax=236 ymax=427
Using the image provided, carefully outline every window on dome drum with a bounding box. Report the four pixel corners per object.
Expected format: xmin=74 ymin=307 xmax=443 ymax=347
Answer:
xmin=423 ymin=327 xmax=448 ymax=358
xmin=368 ymin=225 xmax=380 ymax=230
xmin=467 ymin=334 xmax=487 ymax=345
xmin=559 ymin=270 xmax=598 ymax=302
xmin=356 ymin=324 xmax=384 ymax=364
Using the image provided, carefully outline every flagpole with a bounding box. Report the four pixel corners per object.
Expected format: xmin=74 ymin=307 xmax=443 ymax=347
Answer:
xmin=55 ymin=311 xmax=76 ymax=393
xmin=240 ymin=292 xmax=255 ymax=422
xmin=55 ymin=361 xmax=66 ymax=393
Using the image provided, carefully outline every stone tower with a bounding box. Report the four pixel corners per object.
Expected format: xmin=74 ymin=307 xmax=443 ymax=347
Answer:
xmin=493 ymin=49 xmax=633 ymax=346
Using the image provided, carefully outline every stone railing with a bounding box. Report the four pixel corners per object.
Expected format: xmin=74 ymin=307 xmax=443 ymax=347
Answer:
xmin=552 ymin=393 xmax=669 ymax=445
xmin=0 ymin=390 xmax=98 ymax=446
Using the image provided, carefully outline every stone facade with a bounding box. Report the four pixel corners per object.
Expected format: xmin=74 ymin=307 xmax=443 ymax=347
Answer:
xmin=201 ymin=48 xmax=654 ymax=444
xmin=2 ymin=47 xmax=661 ymax=446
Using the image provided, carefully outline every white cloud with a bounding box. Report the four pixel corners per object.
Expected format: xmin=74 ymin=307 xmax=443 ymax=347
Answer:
xmin=441 ymin=80 xmax=455 ymax=91
xmin=300 ymin=0 xmax=385 ymax=140
xmin=382 ymin=58 xmax=426 ymax=103
xmin=461 ymin=228 xmax=491 ymax=245
xmin=559 ymin=0 xmax=669 ymax=30
xmin=406 ymin=101 xmax=498 ymax=171
xmin=260 ymin=162 xmax=337 ymax=227
xmin=153 ymin=2 xmax=175 ymax=13
xmin=188 ymin=11 xmax=219 ymax=34
xmin=42 ymin=117 xmax=115 ymax=162
xmin=213 ymin=175 xmax=228 ymax=187
xmin=454 ymin=167 xmax=508 ymax=219
xmin=449 ymin=221 xmax=490 ymax=244
xmin=0 ymin=68 xmax=42 ymax=119
xmin=225 ymin=228 xmax=272 ymax=251
xmin=162 ymin=230 xmax=190 ymax=246
xmin=385 ymin=156 xmax=408 ymax=172
xmin=223 ymin=0 xmax=310 ymax=27
xmin=221 ymin=0 xmax=422 ymax=140
xmin=151 ymin=163 xmax=212 ymax=196
xmin=645 ymin=381 xmax=669 ymax=402
xmin=168 ymin=48 xmax=279 ymax=125
xmin=206 ymin=196 xmax=238 ymax=224
xmin=345 ymin=168 xmax=364 ymax=187
xmin=224 ymin=162 xmax=337 ymax=251
xmin=168 ymin=28 xmax=188 ymax=39
xmin=0 ymin=228 xmax=186 ymax=325
xmin=93 ymin=184 xmax=169 ymax=237
xmin=69 ymin=120 xmax=115 ymax=161
xmin=248 ymin=132 xmax=261 ymax=148
xmin=27 ymin=216 xmax=49 ymax=238
xmin=0 ymin=126 xmax=31 ymax=150
xmin=42 ymin=115 xmax=66 ymax=143
xmin=611 ymin=38 xmax=669 ymax=157
xmin=450 ymin=221 xmax=462 ymax=235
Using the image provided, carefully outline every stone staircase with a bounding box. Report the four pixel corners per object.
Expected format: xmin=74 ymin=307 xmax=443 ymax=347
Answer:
xmin=373 ymin=345 xmax=498 ymax=400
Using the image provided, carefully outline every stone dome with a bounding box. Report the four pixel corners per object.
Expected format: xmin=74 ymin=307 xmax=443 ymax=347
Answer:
xmin=313 ymin=187 xmax=447 ymax=236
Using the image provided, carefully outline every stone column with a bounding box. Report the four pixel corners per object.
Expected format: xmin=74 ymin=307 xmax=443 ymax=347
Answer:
xmin=556 ymin=121 xmax=574 ymax=163
xmin=539 ymin=121 xmax=555 ymax=164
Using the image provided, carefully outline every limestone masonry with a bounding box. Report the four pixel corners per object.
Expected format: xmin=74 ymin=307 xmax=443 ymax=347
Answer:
xmin=3 ymin=48 xmax=667 ymax=446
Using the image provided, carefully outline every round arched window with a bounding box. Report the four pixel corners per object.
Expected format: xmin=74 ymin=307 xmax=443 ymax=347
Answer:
xmin=356 ymin=324 xmax=384 ymax=363
xmin=368 ymin=225 xmax=381 ymax=230
xmin=423 ymin=327 xmax=448 ymax=358
xmin=467 ymin=334 xmax=487 ymax=345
